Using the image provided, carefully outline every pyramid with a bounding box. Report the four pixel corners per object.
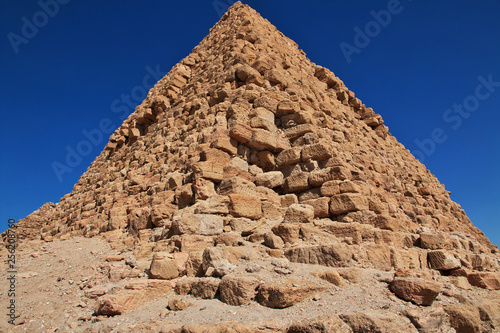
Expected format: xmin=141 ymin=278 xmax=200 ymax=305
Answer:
xmin=5 ymin=2 xmax=499 ymax=332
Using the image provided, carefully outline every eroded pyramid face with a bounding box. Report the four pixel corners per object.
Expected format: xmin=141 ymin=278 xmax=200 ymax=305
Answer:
xmin=15 ymin=2 xmax=495 ymax=254
xmin=3 ymin=2 xmax=499 ymax=332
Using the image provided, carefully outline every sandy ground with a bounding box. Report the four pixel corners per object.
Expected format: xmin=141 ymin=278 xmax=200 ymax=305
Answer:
xmin=1 ymin=236 xmax=497 ymax=332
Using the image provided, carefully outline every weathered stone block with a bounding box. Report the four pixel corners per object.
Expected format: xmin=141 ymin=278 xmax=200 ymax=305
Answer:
xmin=284 ymin=172 xmax=310 ymax=193
xmin=330 ymin=193 xmax=369 ymax=215
xmin=228 ymin=194 xmax=262 ymax=219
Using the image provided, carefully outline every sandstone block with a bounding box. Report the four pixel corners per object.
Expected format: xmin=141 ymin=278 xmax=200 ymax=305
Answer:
xmin=229 ymin=194 xmax=262 ymax=219
xmin=256 ymin=278 xmax=326 ymax=308
xmin=223 ymin=165 xmax=255 ymax=182
xmin=96 ymin=279 xmax=173 ymax=316
xmin=276 ymin=147 xmax=302 ymax=166
xmin=168 ymin=298 xmax=193 ymax=311
xmin=477 ymin=299 xmax=500 ymax=329
xmin=428 ymin=250 xmax=461 ymax=270
xmin=302 ymin=197 xmax=330 ymax=218
xmin=255 ymin=171 xmax=284 ymax=188
xmin=284 ymin=124 xmax=316 ymax=140
xmin=330 ymin=193 xmax=369 ymax=215
xmin=467 ymin=272 xmax=500 ymax=290
xmin=174 ymin=277 xmax=197 ymax=295
xmin=179 ymin=235 xmax=214 ymax=253
xmin=419 ymin=232 xmax=448 ymax=250
xmin=390 ymin=277 xmax=442 ymax=306
xmin=301 ymin=143 xmax=332 ymax=161
xmin=321 ymin=180 xmax=341 ymax=197
xmin=192 ymin=178 xmax=217 ymax=200
xmin=200 ymin=148 xmax=231 ymax=163
xmin=403 ymin=308 xmax=447 ymax=333
xmin=283 ymin=204 xmax=315 ymax=223
xmin=210 ymin=137 xmax=238 ymax=155
xmin=443 ymin=305 xmax=481 ymax=333
xmin=264 ymin=232 xmax=285 ymax=249
xmin=190 ymin=277 xmax=220 ymax=299
xmin=277 ymin=99 xmax=300 ymax=115
xmin=149 ymin=253 xmax=180 ymax=280
xmin=340 ymin=312 xmax=418 ymax=333
xmin=193 ymin=161 xmax=224 ymax=181
xmin=281 ymin=193 xmax=299 ymax=207
xmin=193 ymin=195 xmax=230 ymax=214
xmin=339 ymin=181 xmax=362 ymax=194
xmin=287 ymin=314 xmax=353 ymax=333
xmin=247 ymin=128 xmax=283 ymax=152
xmin=285 ymin=244 xmax=354 ymax=267
xmin=284 ymin=172 xmax=310 ymax=193
xmin=171 ymin=214 xmax=224 ymax=236
xmin=219 ymin=274 xmax=260 ymax=306
xmin=309 ymin=168 xmax=336 ymax=187
xmin=272 ymin=223 xmax=301 ymax=244
xmin=313 ymin=269 xmax=346 ymax=287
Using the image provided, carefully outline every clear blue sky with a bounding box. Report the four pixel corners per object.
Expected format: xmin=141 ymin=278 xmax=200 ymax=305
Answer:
xmin=1 ymin=0 xmax=499 ymax=246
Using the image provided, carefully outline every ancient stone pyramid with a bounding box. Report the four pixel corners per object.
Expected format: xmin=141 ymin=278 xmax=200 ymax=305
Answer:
xmin=7 ymin=2 xmax=500 ymax=331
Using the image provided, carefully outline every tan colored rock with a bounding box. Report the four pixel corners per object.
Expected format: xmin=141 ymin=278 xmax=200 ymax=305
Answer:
xmin=390 ymin=277 xmax=442 ymax=306
xmin=193 ymin=161 xmax=224 ymax=181
xmin=277 ymin=99 xmax=300 ymax=115
xmin=276 ymin=147 xmax=302 ymax=166
xmin=364 ymin=243 xmax=392 ymax=270
xmin=449 ymin=276 xmax=472 ymax=290
xmin=330 ymin=193 xmax=369 ymax=215
xmin=219 ymin=274 xmax=260 ymax=306
xmin=223 ymin=165 xmax=254 ymax=182
xmin=284 ymin=172 xmax=310 ymax=193
xmin=174 ymin=277 xmax=197 ymax=295
xmin=285 ymin=244 xmax=354 ymax=267
xmin=171 ymin=214 xmax=224 ymax=236
xmin=419 ymin=232 xmax=448 ymax=250
xmin=403 ymin=308 xmax=448 ymax=333
xmin=340 ymin=311 xmax=418 ymax=333
xmin=181 ymin=321 xmax=257 ymax=333
xmin=467 ymin=272 xmax=500 ymax=290
xmin=302 ymin=197 xmax=330 ymax=218
xmin=255 ymin=171 xmax=284 ymax=188
xmin=264 ymin=232 xmax=285 ymax=249
xmin=190 ymin=277 xmax=220 ymax=299
xmin=321 ymin=180 xmax=341 ymax=197
xmin=96 ymin=279 xmax=173 ymax=315
xmin=248 ymin=128 xmax=282 ymax=152
xmin=428 ymin=250 xmax=461 ymax=270
xmin=201 ymin=148 xmax=231 ymax=163
xmin=287 ymin=314 xmax=353 ymax=333
xmin=477 ymin=299 xmax=500 ymax=330
xmin=149 ymin=252 xmax=179 ymax=280
xmin=193 ymin=195 xmax=230 ymax=215
xmin=281 ymin=193 xmax=299 ymax=207
xmin=272 ymin=223 xmax=301 ymax=244
xmin=230 ymin=123 xmax=254 ymax=143
xmin=313 ymin=269 xmax=346 ymax=287
xmin=193 ymin=178 xmax=217 ymax=200
xmin=211 ymin=137 xmax=238 ymax=155
xmin=339 ymin=181 xmax=362 ymax=194
xmin=301 ymin=142 xmax=332 ymax=161
xmin=179 ymin=235 xmax=214 ymax=252
xmin=443 ymin=304 xmax=481 ymax=333
xmin=228 ymin=194 xmax=262 ymax=219
xmin=168 ymin=298 xmax=193 ymax=311
xmin=256 ymin=278 xmax=326 ymax=308
xmin=284 ymin=124 xmax=316 ymax=140
xmin=284 ymin=204 xmax=314 ymax=223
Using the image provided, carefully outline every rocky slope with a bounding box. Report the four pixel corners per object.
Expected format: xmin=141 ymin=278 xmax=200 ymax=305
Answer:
xmin=2 ymin=2 xmax=499 ymax=332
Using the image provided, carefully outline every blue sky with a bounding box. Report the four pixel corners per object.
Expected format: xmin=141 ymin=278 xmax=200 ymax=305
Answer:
xmin=1 ymin=0 xmax=499 ymax=246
